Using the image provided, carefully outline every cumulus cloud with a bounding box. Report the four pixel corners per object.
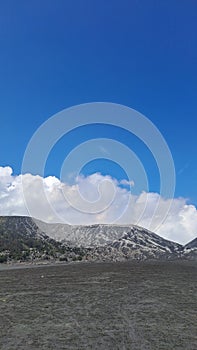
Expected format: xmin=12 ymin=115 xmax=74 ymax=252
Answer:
xmin=119 ymin=179 xmax=135 ymax=187
xmin=0 ymin=166 xmax=196 ymax=244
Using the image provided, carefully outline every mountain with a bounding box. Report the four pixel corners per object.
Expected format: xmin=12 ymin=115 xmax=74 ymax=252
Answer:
xmin=34 ymin=221 xmax=133 ymax=247
xmin=183 ymin=237 xmax=197 ymax=260
xmin=85 ymin=227 xmax=183 ymax=261
xmin=35 ymin=220 xmax=184 ymax=260
xmin=0 ymin=216 xmax=86 ymax=263
xmin=33 ymin=221 xmax=181 ymax=251
xmin=184 ymin=237 xmax=197 ymax=250
xmin=0 ymin=216 xmax=196 ymax=263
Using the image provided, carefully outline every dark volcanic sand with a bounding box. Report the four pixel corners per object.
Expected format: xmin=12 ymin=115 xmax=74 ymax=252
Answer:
xmin=0 ymin=260 xmax=196 ymax=350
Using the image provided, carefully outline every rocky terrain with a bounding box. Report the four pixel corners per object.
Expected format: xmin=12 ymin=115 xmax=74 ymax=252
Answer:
xmin=0 ymin=216 xmax=196 ymax=263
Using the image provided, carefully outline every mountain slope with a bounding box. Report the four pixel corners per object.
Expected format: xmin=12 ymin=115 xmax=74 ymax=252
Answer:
xmin=86 ymin=228 xmax=183 ymax=261
xmin=34 ymin=220 xmax=183 ymax=252
xmin=34 ymin=221 xmax=134 ymax=247
xmin=184 ymin=237 xmax=197 ymax=250
xmin=0 ymin=216 xmax=86 ymax=263
xmin=183 ymin=237 xmax=197 ymax=260
xmin=0 ymin=216 xmax=196 ymax=263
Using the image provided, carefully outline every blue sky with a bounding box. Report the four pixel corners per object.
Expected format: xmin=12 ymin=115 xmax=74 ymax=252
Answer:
xmin=0 ymin=0 xmax=197 ymax=205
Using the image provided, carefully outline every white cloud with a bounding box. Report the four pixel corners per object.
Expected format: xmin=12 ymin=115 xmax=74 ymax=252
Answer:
xmin=0 ymin=166 xmax=196 ymax=244
xmin=119 ymin=179 xmax=135 ymax=187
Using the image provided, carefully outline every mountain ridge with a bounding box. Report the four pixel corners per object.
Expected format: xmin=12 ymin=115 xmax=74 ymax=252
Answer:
xmin=0 ymin=216 xmax=196 ymax=263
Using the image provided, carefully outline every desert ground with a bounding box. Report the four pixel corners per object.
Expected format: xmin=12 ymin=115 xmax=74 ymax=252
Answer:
xmin=0 ymin=260 xmax=196 ymax=350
